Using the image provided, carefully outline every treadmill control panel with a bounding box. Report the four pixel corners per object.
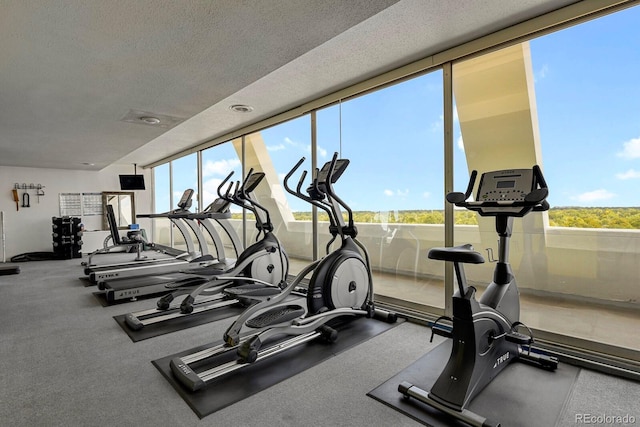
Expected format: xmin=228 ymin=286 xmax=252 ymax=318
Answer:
xmin=177 ymin=189 xmax=195 ymax=209
xmin=204 ymin=198 xmax=231 ymax=213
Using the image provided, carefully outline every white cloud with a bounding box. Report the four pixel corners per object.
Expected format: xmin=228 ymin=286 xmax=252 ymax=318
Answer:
xmin=201 ymin=178 xmax=225 ymax=202
xmin=283 ymin=136 xmax=329 ymax=157
xmin=422 ymin=191 xmax=431 ymax=199
xmin=616 ymin=169 xmax=640 ymax=180
xmin=303 ymin=144 xmax=328 ymax=158
xmin=267 ymin=143 xmax=286 ymax=151
xmin=457 ymin=135 xmax=464 ymax=151
xmin=453 ymin=107 xmax=459 ymax=124
xmin=430 ymin=114 xmax=444 ymax=132
xmin=202 ymin=158 xmax=240 ymax=177
xmin=617 ymin=137 xmax=640 ymax=159
xmin=571 ymin=189 xmax=615 ymax=203
xmin=384 ymin=189 xmax=409 ymax=197
xmin=534 ymin=64 xmax=549 ymax=82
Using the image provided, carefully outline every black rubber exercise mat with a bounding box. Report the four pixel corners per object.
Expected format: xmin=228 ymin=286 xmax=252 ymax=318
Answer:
xmin=152 ymin=316 xmax=401 ymax=419
xmin=92 ymin=290 xmax=168 ymax=307
xmin=368 ymin=340 xmax=580 ymax=427
xmin=113 ymin=304 xmax=246 ymax=342
xmin=78 ymin=276 xmax=94 ymax=287
xmin=0 ymin=264 xmax=20 ymax=275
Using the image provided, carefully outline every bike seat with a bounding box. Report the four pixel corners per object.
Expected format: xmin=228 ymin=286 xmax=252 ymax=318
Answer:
xmin=428 ymin=244 xmax=485 ymax=264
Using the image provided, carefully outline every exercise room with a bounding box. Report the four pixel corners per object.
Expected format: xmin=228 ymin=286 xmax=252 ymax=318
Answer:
xmin=1 ymin=1 xmax=638 ymax=426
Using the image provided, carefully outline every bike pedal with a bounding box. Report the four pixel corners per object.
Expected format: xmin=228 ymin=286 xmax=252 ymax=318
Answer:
xmin=505 ymin=331 xmax=532 ymax=345
xmin=431 ymin=325 xmax=453 ymax=340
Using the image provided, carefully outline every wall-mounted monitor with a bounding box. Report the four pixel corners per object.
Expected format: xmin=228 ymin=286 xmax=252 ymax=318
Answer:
xmin=119 ymin=174 xmax=146 ymax=190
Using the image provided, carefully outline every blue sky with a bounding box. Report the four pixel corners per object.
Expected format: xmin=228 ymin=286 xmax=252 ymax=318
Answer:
xmin=531 ymin=6 xmax=640 ymax=207
xmin=162 ymin=4 xmax=640 ymax=213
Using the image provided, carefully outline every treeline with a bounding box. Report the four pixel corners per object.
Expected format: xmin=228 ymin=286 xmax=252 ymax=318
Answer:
xmin=291 ymin=210 xmax=476 ymax=224
xmin=290 ymin=208 xmax=640 ymax=229
xmin=547 ymin=207 xmax=640 ymax=229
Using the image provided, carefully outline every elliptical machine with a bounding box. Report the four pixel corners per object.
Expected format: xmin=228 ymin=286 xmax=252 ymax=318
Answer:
xmin=169 ymin=153 xmax=396 ymax=391
xmin=159 ymin=168 xmax=289 ymax=312
xmin=399 ymin=166 xmax=558 ymax=427
xmin=123 ymin=169 xmax=288 ymax=330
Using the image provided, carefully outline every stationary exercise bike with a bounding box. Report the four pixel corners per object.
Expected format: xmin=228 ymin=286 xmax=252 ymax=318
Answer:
xmin=399 ymin=166 xmax=558 ymax=427
xmin=169 ymin=153 xmax=396 ymax=391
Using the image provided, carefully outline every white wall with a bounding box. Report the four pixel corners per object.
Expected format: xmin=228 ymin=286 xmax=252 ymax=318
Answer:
xmin=0 ymin=164 xmax=152 ymax=259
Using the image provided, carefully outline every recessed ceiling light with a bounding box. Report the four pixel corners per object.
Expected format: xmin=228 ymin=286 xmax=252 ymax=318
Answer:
xmin=120 ymin=110 xmax=185 ymax=129
xmin=82 ymin=162 xmax=95 ymax=166
xmin=140 ymin=116 xmax=161 ymax=125
xmin=229 ymin=104 xmax=254 ymax=113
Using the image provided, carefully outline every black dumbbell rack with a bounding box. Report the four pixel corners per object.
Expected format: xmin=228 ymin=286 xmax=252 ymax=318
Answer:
xmin=52 ymin=216 xmax=83 ymax=259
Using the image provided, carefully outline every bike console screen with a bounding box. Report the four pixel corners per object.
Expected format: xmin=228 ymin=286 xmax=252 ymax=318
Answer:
xmin=477 ymin=169 xmax=534 ymax=203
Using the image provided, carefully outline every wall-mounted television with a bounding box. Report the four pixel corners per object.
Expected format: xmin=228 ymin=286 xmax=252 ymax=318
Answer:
xmin=119 ymin=174 xmax=146 ymax=190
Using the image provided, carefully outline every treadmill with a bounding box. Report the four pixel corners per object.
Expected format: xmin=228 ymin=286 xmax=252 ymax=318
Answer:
xmin=94 ymin=182 xmax=252 ymax=304
xmin=87 ymin=189 xmax=210 ymax=284
xmin=82 ymin=204 xmax=174 ymax=270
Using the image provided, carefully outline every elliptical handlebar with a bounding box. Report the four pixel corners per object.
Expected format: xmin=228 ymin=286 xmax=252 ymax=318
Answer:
xmin=215 ymin=168 xmax=273 ymax=235
xmin=240 ymin=169 xmax=273 ymax=232
xmin=284 ymin=157 xmax=333 ymax=214
xmin=217 ymin=171 xmax=234 ymax=200
xmin=284 ymin=154 xmax=349 ymax=238
xmin=284 ymin=157 xmax=306 ymax=194
xmin=323 ymin=152 xmax=355 ymax=230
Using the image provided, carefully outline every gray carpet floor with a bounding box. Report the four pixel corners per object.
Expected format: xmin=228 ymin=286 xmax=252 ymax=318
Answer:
xmin=0 ymin=258 xmax=638 ymax=427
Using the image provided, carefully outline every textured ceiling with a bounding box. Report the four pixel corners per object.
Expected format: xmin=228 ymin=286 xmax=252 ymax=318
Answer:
xmin=0 ymin=0 xmax=579 ymax=171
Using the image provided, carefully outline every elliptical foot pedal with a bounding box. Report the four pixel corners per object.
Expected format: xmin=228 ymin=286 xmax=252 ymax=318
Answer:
xmin=124 ymin=313 xmax=144 ymax=331
xmin=224 ymin=283 xmax=281 ymax=298
xmin=246 ymin=305 xmax=305 ymax=328
xmin=164 ymin=277 xmax=208 ymax=289
xmin=318 ymin=325 xmax=338 ymax=342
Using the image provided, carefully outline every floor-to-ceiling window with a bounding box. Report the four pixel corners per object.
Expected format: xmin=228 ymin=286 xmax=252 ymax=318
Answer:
xmin=532 ymin=5 xmax=640 ymax=354
xmin=451 ymin=4 xmax=640 ymax=356
xmin=317 ymin=69 xmax=445 ymax=309
xmin=152 ymin=163 xmax=171 ymax=246
xmin=170 ymin=153 xmax=199 ymax=254
xmin=200 ymin=140 xmax=243 ymax=264
xmin=244 ymin=115 xmax=313 ymax=275
xmin=149 ymin=3 xmax=640 ymax=366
